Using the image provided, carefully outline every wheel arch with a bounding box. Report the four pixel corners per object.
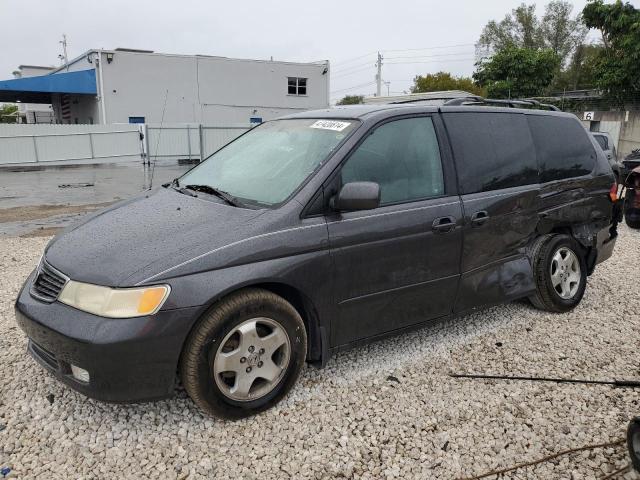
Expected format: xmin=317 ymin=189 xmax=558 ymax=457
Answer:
xmin=184 ymin=280 xmax=326 ymax=368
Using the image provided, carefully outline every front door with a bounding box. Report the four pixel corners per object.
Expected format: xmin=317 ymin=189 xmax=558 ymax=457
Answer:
xmin=327 ymin=115 xmax=463 ymax=347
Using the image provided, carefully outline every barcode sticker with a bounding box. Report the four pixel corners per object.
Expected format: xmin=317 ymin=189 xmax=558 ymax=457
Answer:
xmin=310 ymin=120 xmax=351 ymax=131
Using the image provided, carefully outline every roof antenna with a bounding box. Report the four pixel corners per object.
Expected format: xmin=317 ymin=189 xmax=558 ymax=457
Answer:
xmin=148 ymin=88 xmax=169 ymax=190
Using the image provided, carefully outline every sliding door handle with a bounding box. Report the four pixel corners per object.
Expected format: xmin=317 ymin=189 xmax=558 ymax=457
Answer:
xmin=470 ymin=210 xmax=490 ymax=227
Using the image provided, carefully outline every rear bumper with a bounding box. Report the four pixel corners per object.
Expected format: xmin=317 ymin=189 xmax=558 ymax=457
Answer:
xmin=15 ymin=271 xmax=201 ymax=403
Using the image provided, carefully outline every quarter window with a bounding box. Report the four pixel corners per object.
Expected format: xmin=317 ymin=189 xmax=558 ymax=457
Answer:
xmin=528 ymin=115 xmax=596 ymax=182
xmin=340 ymin=117 xmax=445 ymax=205
xmin=288 ymin=77 xmax=307 ymax=95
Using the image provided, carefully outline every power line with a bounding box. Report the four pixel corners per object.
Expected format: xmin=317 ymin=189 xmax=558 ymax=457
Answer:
xmin=331 ymin=44 xmax=476 ymax=69
xmin=332 ymin=59 xmax=377 ymax=74
xmin=332 ymin=65 xmax=373 ymax=79
xmin=385 ymin=51 xmax=476 ymax=61
xmin=382 ymin=43 xmax=476 ymax=53
xmin=385 ymin=57 xmax=477 ymax=65
xmin=331 ymin=51 xmax=377 ymax=67
xmin=330 ymin=81 xmax=376 ymax=94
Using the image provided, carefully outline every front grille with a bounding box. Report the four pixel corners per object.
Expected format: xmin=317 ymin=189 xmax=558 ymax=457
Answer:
xmin=30 ymin=260 xmax=68 ymax=303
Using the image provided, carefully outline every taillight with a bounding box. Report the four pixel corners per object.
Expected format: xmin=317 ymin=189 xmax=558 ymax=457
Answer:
xmin=609 ymin=182 xmax=618 ymax=202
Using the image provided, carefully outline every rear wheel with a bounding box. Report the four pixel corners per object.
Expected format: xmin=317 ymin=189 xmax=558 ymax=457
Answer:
xmin=529 ymin=234 xmax=587 ymax=312
xmin=180 ymin=288 xmax=307 ymax=419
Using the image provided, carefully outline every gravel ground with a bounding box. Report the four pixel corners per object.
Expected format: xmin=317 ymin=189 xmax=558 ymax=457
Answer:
xmin=0 ymin=227 xmax=639 ymax=479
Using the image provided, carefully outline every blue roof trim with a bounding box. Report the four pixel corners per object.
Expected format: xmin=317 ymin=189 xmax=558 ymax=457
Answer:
xmin=0 ymin=69 xmax=96 ymax=95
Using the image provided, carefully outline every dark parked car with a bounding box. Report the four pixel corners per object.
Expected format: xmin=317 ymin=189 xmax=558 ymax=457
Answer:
xmin=15 ymin=104 xmax=619 ymax=418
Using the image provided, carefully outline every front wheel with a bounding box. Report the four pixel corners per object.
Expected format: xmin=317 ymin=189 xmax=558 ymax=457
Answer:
xmin=528 ymin=234 xmax=587 ymax=312
xmin=180 ymin=288 xmax=307 ymax=419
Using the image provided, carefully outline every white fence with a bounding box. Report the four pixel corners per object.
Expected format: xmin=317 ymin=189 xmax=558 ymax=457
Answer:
xmin=0 ymin=124 xmax=249 ymax=166
xmin=145 ymin=124 xmax=248 ymax=161
xmin=0 ymin=124 xmax=142 ymax=165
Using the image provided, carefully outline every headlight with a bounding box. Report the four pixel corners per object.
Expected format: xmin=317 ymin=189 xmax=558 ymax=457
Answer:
xmin=58 ymin=281 xmax=170 ymax=318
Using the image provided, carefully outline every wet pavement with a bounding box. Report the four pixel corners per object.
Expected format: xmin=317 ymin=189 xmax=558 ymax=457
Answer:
xmin=0 ymin=159 xmax=195 ymax=236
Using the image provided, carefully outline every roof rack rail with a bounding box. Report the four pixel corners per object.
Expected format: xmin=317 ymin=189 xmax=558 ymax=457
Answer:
xmin=443 ymin=96 xmax=559 ymax=111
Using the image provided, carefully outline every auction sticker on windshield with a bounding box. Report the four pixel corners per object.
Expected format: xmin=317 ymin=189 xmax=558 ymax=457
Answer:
xmin=310 ymin=120 xmax=351 ymax=131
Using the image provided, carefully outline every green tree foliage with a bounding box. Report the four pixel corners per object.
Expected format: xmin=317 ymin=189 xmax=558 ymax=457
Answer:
xmin=474 ymin=47 xmax=561 ymax=98
xmin=411 ymin=72 xmax=485 ymax=96
xmin=336 ymin=95 xmax=364 ymax=105
xmin=0 ymin=104 xmax=18 ymax=124
xmin=541 ymin=1 xmax=588 ymax=61
xmin=479 ymin=4 xmax=541 ymax=51
xmin=582 ymin=0 xmax=640 ymax=100
xmin=552 ymin=43 xmax=603 ymax=91
xmin=478 ymin=1 xmax=587 ymax=65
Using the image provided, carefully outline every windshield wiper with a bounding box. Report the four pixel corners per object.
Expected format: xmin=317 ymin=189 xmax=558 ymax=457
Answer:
xmin=184 ymin=184 xmax=242 ymax=207
xmin=164 ymin=178 xmax=199 ymax=197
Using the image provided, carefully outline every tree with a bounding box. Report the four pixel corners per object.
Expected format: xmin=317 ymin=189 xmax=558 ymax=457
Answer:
xmin=541 ymin=1 xmax=588 ymax=61
xmin=411 ymin=72 xmax=485 ymax=96
xmin=0 ymin=104 xmax=18 ymax=124
xmin=479 ymin=3 xmax=541 ymax=52
xmin=478 ymin=1 xmax=587 ymax=65
xmin=336 ymin=95 xmax=364 ymax=105
xmin=582 ymin=0 xmax=640 ymax=100
xmin=552 ymin=43 xmax=603 ymax=91
xmin=474 ymin=47 xmax=561 ymax=98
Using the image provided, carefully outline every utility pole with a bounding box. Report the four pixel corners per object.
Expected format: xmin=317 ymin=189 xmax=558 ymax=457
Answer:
xmin=59 ymin=34 xmax=69 ymax=71
xmin=375 ymin=52 xmax=383 ymax=97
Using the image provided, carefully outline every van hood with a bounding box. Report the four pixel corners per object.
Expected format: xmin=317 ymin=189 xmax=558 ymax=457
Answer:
xmin=44 ymin=187 xmax=268 ymax=286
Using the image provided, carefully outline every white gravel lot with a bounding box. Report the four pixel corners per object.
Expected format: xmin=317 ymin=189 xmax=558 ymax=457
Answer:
xmin=0 ymin=227 xmax=639 ymax=479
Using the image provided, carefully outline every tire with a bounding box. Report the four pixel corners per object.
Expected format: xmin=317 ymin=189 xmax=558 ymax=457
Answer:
xmin=528 ymin=234 xmax=587 ymax=313
xmin=628 ymin=417 xmax=640 ymax=472
xmin=624 ymin=214 xmax=640 ymax=229
xmin=180 ymin=288 xmax=307 ymax=419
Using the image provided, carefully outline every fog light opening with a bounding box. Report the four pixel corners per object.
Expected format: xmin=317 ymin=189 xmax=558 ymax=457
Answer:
xmin=70 ymin=364 xmax=90 ymax=383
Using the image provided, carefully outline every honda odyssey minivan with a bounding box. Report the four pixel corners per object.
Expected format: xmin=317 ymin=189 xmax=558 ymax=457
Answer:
xmin=16 ymin=102 xmax=619 ymax=418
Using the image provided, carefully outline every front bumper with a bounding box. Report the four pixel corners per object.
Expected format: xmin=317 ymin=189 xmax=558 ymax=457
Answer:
xmin=15 ymin=271 xmax=202 ymax=403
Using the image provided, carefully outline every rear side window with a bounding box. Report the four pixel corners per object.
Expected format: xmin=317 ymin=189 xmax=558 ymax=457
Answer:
xmin=341 ymin=116 xmax=444 ymax=205
xmin=443 ymin=112 xmax=538 ymax=194
xmin=528 ymin=115 xmax=596 ymax=182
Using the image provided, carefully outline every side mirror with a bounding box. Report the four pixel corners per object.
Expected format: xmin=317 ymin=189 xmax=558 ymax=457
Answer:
xmin=332 ymin=181 xmax=380 ymax=211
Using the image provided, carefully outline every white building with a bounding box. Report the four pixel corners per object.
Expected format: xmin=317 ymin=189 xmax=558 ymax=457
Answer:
xmin=0 ymin=48 xmax=330 ymax=126
xmin=11 ymin=65 xmax=56 ymax=124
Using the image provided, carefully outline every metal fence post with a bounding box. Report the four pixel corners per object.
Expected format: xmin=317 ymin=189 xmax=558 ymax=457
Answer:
xmin=187 ymin=125 xmax=192 ymax=161
xmin=145 ymin=125 xmax=151 ymax=164
xmin=88 ymin=132 xmax=95 ymax=160
xmin=32 ymin=135 xmax=39 ymax=163
xmin=199 ymin=124 xmax=205 ymax=161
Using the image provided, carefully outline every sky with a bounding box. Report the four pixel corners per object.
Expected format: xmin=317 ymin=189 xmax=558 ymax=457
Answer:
xmin=0 ymin=0 xmax=621 ymax=103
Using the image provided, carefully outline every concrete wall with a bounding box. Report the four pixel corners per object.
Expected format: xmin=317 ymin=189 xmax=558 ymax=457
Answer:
xmin=579 ymin=110 xmax=640 ymax=159
xmin=92 ymin=51 xmax=329 ymax=125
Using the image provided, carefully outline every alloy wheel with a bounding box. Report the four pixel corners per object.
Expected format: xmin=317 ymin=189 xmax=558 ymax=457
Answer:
xmin=213 ymin=317 xmax=291 ymax=401
xmin=550 ymin=247 xmax=581 ymax=299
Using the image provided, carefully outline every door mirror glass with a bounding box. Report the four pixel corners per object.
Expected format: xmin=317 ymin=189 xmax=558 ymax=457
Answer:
xmin=332 ymin=182 xmax=380 ymax=211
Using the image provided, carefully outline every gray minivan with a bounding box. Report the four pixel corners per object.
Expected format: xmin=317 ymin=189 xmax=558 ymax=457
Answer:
xmin=15 ymin=102 xmax=618 ymax=418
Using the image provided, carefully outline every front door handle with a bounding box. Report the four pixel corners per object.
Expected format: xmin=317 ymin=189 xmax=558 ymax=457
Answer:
xmin=432 ymin=216 xmax=456 ymax=234
xmin=470 ymin=210 xmax=490 ymax=227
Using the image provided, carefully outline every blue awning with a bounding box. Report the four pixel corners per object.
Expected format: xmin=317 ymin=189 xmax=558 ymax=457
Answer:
xmin=0 ymin=69 xmax=96 ymax=103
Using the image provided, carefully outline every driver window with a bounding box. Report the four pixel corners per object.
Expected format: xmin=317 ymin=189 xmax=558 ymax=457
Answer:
xmin=340 ymin=117 xmax=444 ymax=205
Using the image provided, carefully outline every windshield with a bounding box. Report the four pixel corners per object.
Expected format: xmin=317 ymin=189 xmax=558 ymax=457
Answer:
xmin=178 ymin=118 xmax=359 ymax=206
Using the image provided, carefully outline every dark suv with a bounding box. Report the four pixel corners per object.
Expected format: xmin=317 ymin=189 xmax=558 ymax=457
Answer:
xmin=15 ymin=104 xmax=618 ymax=418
